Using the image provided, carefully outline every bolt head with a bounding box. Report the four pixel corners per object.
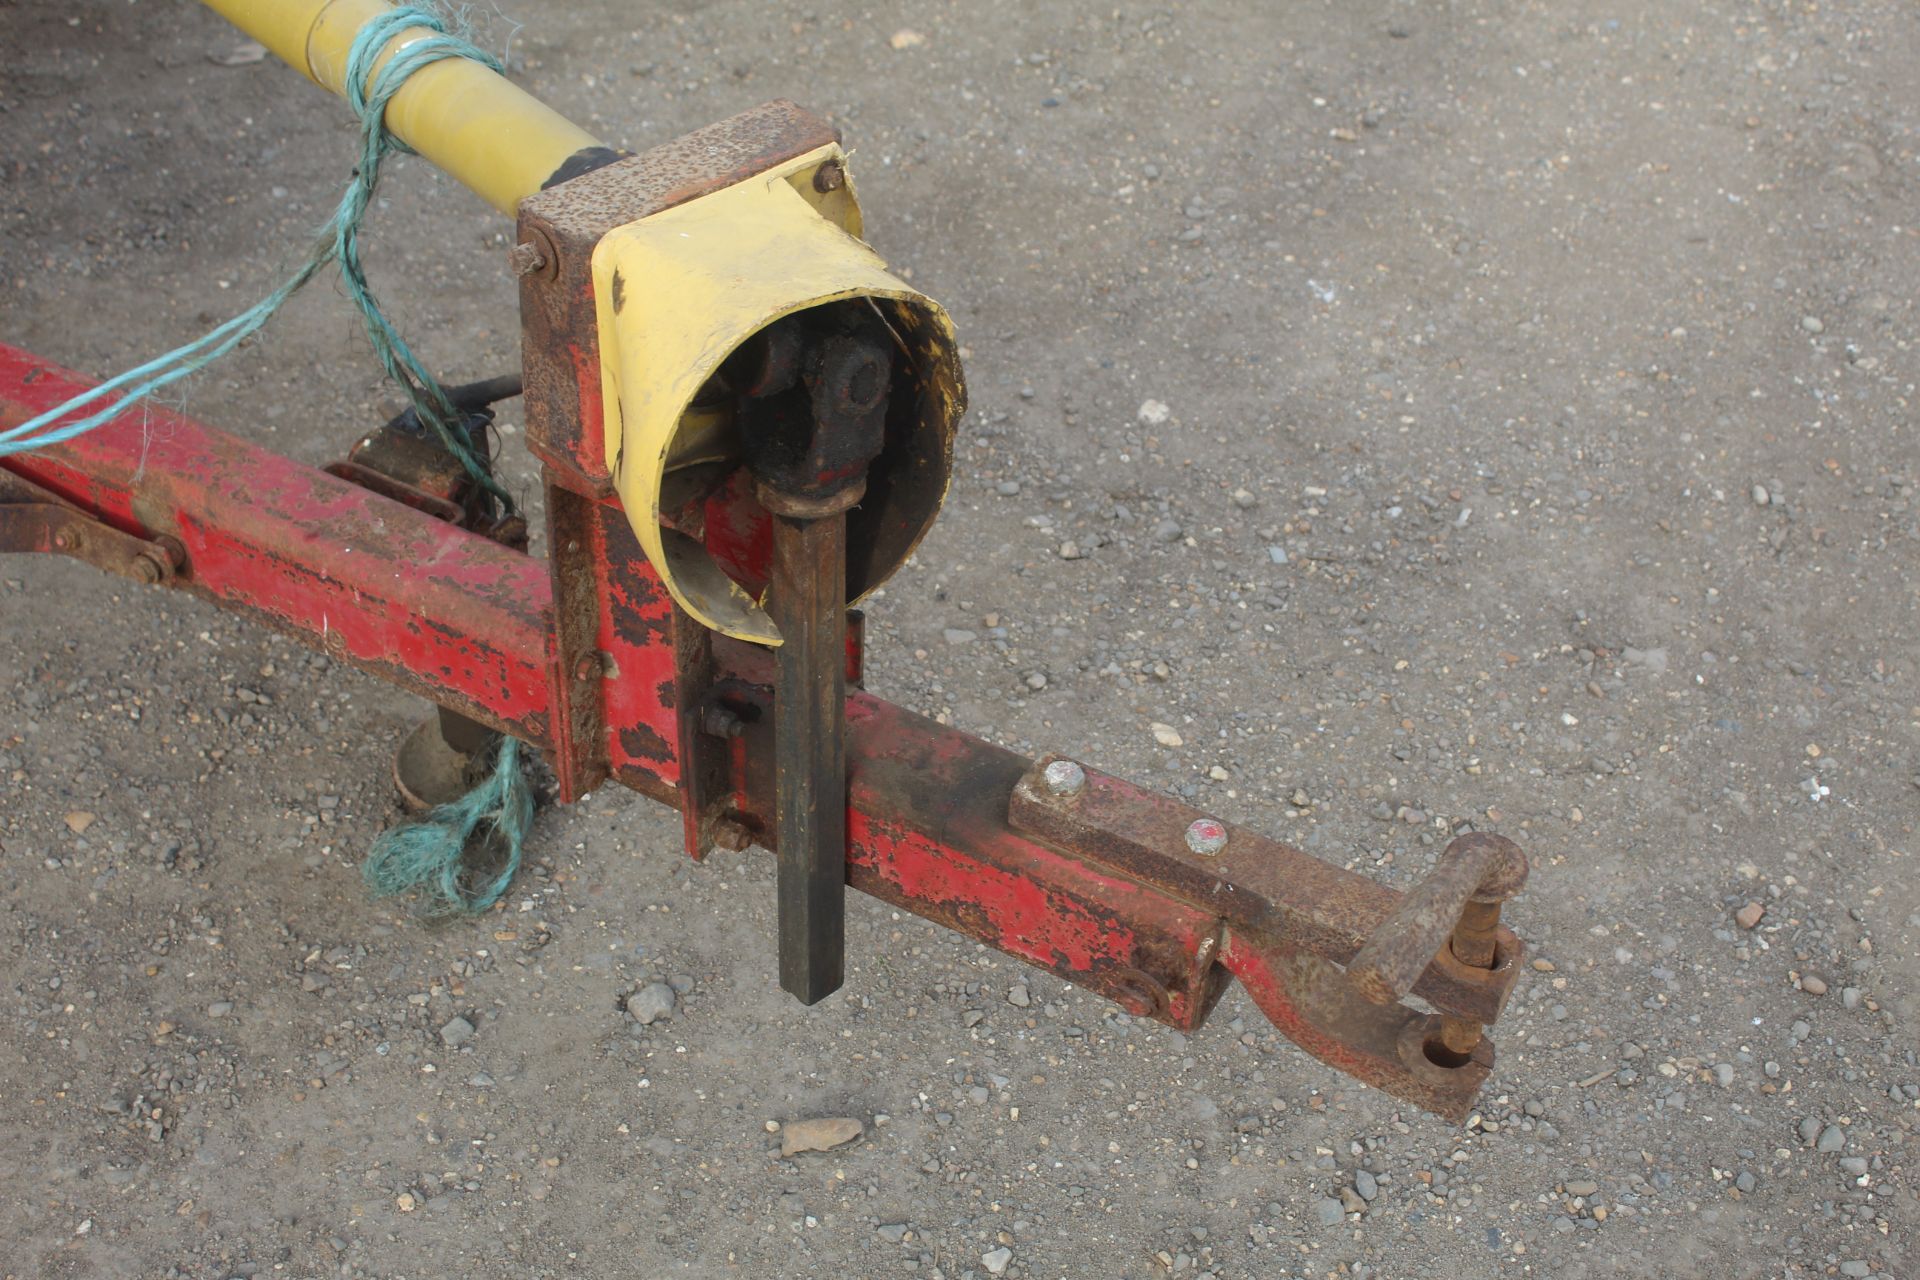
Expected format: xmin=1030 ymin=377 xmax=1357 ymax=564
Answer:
xmin=507 ymin=240 xmax=548 ymax=277
xmin=812 ymin=160 xmax=846 ymax=193
xmin=1184 ymin=817 xmax=1228 ymax=856
xmin=1042 ymin=759 xmax=1087 ymax=796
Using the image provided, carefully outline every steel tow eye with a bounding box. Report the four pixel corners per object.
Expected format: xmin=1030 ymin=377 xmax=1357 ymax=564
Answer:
xmin=1009 ymin=757 xmax=1528 ymax=1121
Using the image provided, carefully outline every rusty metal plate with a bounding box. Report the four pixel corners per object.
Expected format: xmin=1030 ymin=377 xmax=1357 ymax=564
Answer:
xmin=516 ymin=101 xmax=840 ymax=493
xmin=1008 ymin=755 xmax=1524 ymax=1026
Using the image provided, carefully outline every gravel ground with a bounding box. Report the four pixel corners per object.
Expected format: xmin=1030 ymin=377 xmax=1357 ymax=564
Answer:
xmin=3 ymin=2 xmax=1918 ymax=1278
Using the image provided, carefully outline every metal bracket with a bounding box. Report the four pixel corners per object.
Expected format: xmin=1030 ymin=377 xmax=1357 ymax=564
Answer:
xmin=0 ymin=469 xmax=181 ymax=585
xmin=1007 ymin=755 xmax=1526 ymax=1120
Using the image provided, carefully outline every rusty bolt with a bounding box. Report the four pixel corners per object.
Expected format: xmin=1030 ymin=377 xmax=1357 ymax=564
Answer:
xmin=573 ymin=653 xmax=602 ymax=681
xmin=1110 ymin=970 xmax=1168 ymax=1019
xmin=701 ymin=706 xmax=746 ymax=740
xmin=1184 ymin=817 xmax=1228 ymax=856
xmin=1042 ymin=758 xmax=1087 ymax=797
xmin=51 ymin=530 xmax=72 ymax=551
xmin=812 ymin=160 xmax=845 ymax=193
xmin=133 ymin=555 xmax=164 ymax=585
xmin=507 ymin=240 xmax=548 ymax=277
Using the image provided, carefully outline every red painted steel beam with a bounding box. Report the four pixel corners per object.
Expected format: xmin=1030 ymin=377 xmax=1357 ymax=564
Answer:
xmin=0 ymin=342 xmax=1520 ymax=1117
xmin=0 ymin=346 xmax=558 ymax=742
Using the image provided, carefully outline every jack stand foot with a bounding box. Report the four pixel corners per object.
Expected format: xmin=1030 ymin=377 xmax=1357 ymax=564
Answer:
xmin=393 ymin=710 xmax=493 ymax=812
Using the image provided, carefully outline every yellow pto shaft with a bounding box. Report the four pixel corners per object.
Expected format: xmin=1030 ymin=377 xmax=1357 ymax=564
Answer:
xmin=199 ymin=0 xmax=603 ymax=214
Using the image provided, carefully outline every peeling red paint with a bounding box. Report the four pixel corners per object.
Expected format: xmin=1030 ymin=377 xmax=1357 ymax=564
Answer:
xmin=0 ymin=345 xmax=556 ymax=738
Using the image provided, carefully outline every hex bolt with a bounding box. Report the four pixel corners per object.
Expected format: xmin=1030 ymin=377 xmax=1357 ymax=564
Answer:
xmin=133 ymin=555 xmax=163 ymax=585
xmin=701 ymin=706 xmax=746 ymax=740
xmin=1042 ymin=758 xmax=1087 ymax=797
xmin=812 ymin=160 xmax=845 ymax=193
xmin=572 ymin=653 xmax=602 ymax=681
xmin=1184 ymin=817 xmax=1228 ymax=856
xmin=51 ymin=530 xmax=71 ymax=551
xmin=507 ymin=240 xmax=548 ymax=277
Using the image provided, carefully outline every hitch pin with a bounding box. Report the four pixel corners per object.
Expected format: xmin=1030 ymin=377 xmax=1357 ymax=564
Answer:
xmin=1346 ymin=832 xmax=1529 ymax=1057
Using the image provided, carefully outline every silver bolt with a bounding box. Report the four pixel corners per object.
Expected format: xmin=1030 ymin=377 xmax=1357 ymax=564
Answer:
xmin=1184 ymin=817 xmax=1228 ymax=856
xmin=1042 ymin=758 xmax=1087 ymax=797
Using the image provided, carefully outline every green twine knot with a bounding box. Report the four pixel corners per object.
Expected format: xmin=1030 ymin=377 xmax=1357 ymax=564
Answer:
xmin=364 ymin=736 xmax=533 ymax=916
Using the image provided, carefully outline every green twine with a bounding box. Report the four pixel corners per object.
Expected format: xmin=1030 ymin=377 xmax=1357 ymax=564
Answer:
xmin=0 ymin=4 xmax=512 ymax=514
xmin=364 ymin=736 xmax=533 ymax=915
xmin=2 ymin=5 xmax=539 ymax=910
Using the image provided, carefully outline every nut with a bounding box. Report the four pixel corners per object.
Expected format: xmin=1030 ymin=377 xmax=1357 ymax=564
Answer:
xmin=1184 ymin=817 xmax=1228 ymax=856
xmin=702 ymin=706 xmax=746 ymax=740
xmin=812 ymin=160 xmax=846 ymax=193
xmin=1042 ymin=758 xmax=1087 ymax=797
xmin=1110 ymin=969 xmax=1168 ymax=1019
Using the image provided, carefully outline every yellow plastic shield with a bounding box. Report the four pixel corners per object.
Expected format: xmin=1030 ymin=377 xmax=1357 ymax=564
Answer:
xmin=591 ymin=147 xmax=965 ymax=644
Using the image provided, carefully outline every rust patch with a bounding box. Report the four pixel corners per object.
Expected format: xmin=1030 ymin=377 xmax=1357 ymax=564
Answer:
xmin=516 ymin=101 xmax=839 ymax=493
xmin=1008 ymin=756 xmax=1523 ymax=1025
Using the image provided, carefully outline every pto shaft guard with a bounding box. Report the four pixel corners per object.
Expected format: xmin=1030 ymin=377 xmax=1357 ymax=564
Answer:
xmin=589 ymin=146 xmax=965 ymax=645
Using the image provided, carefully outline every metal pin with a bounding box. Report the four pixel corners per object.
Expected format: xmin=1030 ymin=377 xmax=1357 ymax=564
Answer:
xmin=1042 ymin=758 xmax=1087 ymax=797
xmin=1185 ymin=818 xmax=1228 ymax=856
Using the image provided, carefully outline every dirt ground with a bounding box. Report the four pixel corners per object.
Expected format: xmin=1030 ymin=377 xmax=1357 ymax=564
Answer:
xmin=3 ymin=1 xmax=1918 ymax=1277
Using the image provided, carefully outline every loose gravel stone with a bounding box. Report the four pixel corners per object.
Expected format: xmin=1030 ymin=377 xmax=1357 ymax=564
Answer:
xmin=626 ymin=982 xmax=677 ymax=1025
xmin=439 ymin=1016 xmax=475 ymax=1048
xmin=780 ymin=1117 xmax=863 ymax=1157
